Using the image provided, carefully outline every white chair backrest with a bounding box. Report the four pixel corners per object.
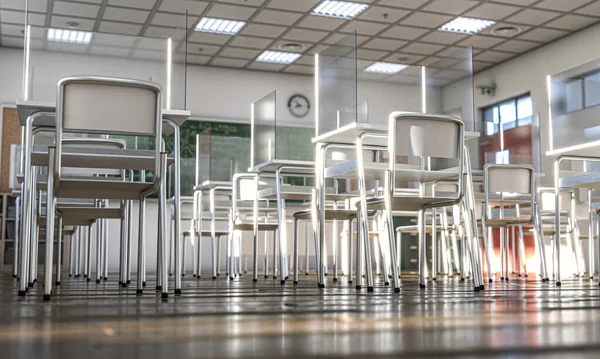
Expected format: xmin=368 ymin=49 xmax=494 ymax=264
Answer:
xmin=538 ymin=189 xmax=572 ymax=212
xmin=486 ymin=166 xmax=533 ymax=194
xmin=60 ymin=78 xmax=161 ymax=136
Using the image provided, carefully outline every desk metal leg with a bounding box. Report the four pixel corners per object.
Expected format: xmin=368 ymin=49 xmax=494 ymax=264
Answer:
xmin=56 ymin=217 xmax=63 ymax=286
xmin=136 ymin=197 xmax=146 ymax=294
xmin=95 ymin=218 xmax=102 ymax=284
xmin=13 ymin=196 xmax=20 ymax=278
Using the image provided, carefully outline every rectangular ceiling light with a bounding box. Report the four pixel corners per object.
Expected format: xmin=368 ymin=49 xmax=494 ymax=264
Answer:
xmin=256 ymin=50 xmax=302 ymax=65
xmin=364 ymin=62 xmax=408 ymax=75
xmin=195 ymin=17 xmax=246 ymax=35
xmin=439 ymin=17 xmax=496 ymax=35
xmin=47 ymin=28 xmax=92 ymax=44
xmin=312 ymin=0 xmax=369 ymax=19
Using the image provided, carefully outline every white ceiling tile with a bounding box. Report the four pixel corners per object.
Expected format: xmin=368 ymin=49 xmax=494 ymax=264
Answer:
xmin=89 ymin=44 xmax=130 ymax=58
xmin=0 ymin=0 xmax=48 ymax=12
xmin=53 ymin=1 xmax=100 ymax=18
xmin=108 ymin=0 xmax=157 ymax=9
xmin=472 ymin=60 xmax=494 ymax=72
xmin=103 ymin=7 xmax=150 ymax=24
xmin=1 ymin=36 xmax=23 ymax=48
xmin=188 ymin=32 xmax=230 ymax=44
xmin=266 ymin=0 xmax=320 ymax=12
xmin=253 ymin=9 xmax=303 ymax=26
xmin=218 ymin=0 xmax=267 ymax=6
xmin=401 ymin=12 xmax=453 ymax=28
xmin=339 ymin=20 xmax=388 ymax=35
xmin=144 ymin=26 xmax=175 ymax=38
xmin=493 ymin=39 xmax=540 ymax=53
xmin=93 ymin=32 xmax=137 ymax=47
xmin=377 ymin=0 xmax=430 ymax=9
xmin=211 ymin=57 xmax=249 ymax=68
xmin=98 ymin=21 xmax=142 ymax=36
xmin=489 ymin=0 xmax=536 ymax=4
xmin=137 ymin=37 xmax=166 ymax=50
xmin=362 ymin=38 xmax=407 ymax=51
xmin=322 ymin=32 xmax=369 ymax=45
xmin=474 ymin=50 xmax=515 ymax=62
xmin=505 ymin=9 xmax=562 ymax=26
xmin=422 ymin=0 xmax=479 ymax=15
xmin=284 ymin=28 xmax=328 ymax=42
xmin=380 ymin=25 xmax=429 ymax=40
xmin=241 ymin=23 xmax=287 ymax=38
xmin=458 ymin=35 xmax=505 ymax=49
xmin=247 ymin=62 xmax=286 ymax=71
xmin=187 ymin=54 xmax=211 ymax=65
xmin=402 ymin=42 xmax=445 ymax=55
xmin=419 ymin=31 xmax=467 ymax=45
xmin=50 ymin=15 xmax=95 ymax=31
xmin=219 ymin=46 xmax=261 ymax=59
xmin=464 ymin=3 xmax=522 ymax=21
xmin=518 ymin=27 xmax=569 ymax=42
xmin=357 ymin=48 xmax=388 ymax=60
xmin=1 ymin=23 xmax=24 ymax=37
xmin=575 ymin=1 xmax=600 ymax=16
xmin=545 ymin=14 xmax=598 ymax=31
xmin=357 ymin=6 xmax=410 ymax=23
xmin=46 ymin=41 xmax=89 ymax=53
xmin=283 ymin=64 xmax=314 ymax=75
xmin=188 ymin=43 xmax=221 ymax=55
xmin=152 ymin=12 xmax=188 ymax=27
xmin=294 ymin=52 xmax=315 ymax=64
xmin=1 ymin=10 xmax=45 ymax=25
xmin=534 ymin=0 xmax=594 ymax=12
xmin=159 ymin=0 xmax=209 ymax=15
xmin=229 ymin=35 xmax=273 ymax=49
xmin=131 ymin=49 xmax=164 ymax=60
xmin=297 ymin=15 xmax=346 ymax=31
xmin=207 ymin=3 xmax=257 ymax=20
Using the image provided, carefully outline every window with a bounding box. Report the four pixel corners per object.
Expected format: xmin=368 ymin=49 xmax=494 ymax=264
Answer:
xmin=482 ymin=94 xmax=532 ymax=136
xmin=566 ymin=79 xmax=583 ymax=113
xmin=584 ymin=72 xmax=600 ymax=108
xmin=495 ymin=150 xmax=509 ymax=164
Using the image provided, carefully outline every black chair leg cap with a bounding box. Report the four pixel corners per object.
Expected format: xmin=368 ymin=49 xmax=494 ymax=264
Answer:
xmin=181 ymin=274 xmax=185 ymax=277
xmin=56 ymin=281 xmax=61 ymax=286
xmin=432 ymin=278 xmax=437 ymax=281
xmin=264 ymin=275 xmax=269 ymax=279
xmin=384 ymin=281 xmax=390 ymax=286
xmin=136 ymin=289 xmax=143 ymax=295
xmin=212 ymin=276 xmax=217 ymax=280
xmin=556 ymin=282 xmax=562 ymax=287
xmin=238 ymin=274 xmax=243 ymax=277
xmin=474 ymin=286 xmax=481 ymax=292
xmin=43 ymin=294 xmax=51 ymax=301
xmin=69 ymin=274 xmax=72 ymax=277
xmin=193 ymin=274 xmax=197 ymax=278
xmin=174 ymin=289 xmax=182 ymax=296
xmin=121 ymin=283 xmax=127 ymax=288
xmin=161 ymin=292 xmax=168 ymax=299
xmin=367 ymin=286 xmax=374 ymax=292
xmin=305 ymin=273 xmax=309 ymax=276
xmin=355 ymin=285 xmax=362 ymax=290
xmin=229 ymin=277 xmax=234 ymax=281
xmin=419 ymin=284 xmax=426 ymax=289
xmin=318 ymin=283 xmax=325 ymax=289
xmin=348 ymin=281 xmax=353 ymax=285
xmin=542 ymin=278 xmax=549 ymax=282
xmin=103 ymin=277 xmax=108 ymax=281
xmin=83 ymin=275 xmax=87 ymax=278
xmin=489 ymin=279 xmax=493 ymax=283
xmin=500 ymin=277 xmax=504 ymax=280
xmin=75 ymin=275 xmax=80 ymax=278
xmin=479 ymin=285 xmax=485 ymax=290
xmin=18 ymin=290 xmax=26 ymax=297
xmin=156 ymin=285 xmax=162 ymax=291
xmin=12 ymin=274 xmax=17 ymax=278
xmin=127 ymin=280 xmax=131 ymax=284
xmin=96 ymin=279 xmax=101 ymax=284
xmin=280 ymin=280 xmax=286 ymax=285
xmin=293 ymin=281 xmax=298 ymax=285
xmin=28 ymin=282 xmax=34 ymax=288
xmin=460 ymin=278 xmax=465 ymax=282
xmin=87 ymin=278 xmax=91 ymax=282
xmin=143 ymin=281 xmax=146 ymax=287
xmin=253 ymin=278 xmax=258 ymax=282
xmin=394 ymin=288 xmax=400 ymax=293
xmin=333 ymin=278 xmax=338 ymax=282
xmin=505 ymin=278 xmax=509 ymax=282
xmin=273 ymin=276 xmax=277 ymax=279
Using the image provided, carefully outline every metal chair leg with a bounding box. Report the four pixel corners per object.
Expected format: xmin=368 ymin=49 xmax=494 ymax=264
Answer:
xmin=56 ymin=217 xmax=63 ymax=286
xmin=293 ymin=217 xmax=299 ymax=285
xmin=136 ymin=197 xmax=146 ymax=295
xmin=43 ymin=148 xmax=57 ymax=301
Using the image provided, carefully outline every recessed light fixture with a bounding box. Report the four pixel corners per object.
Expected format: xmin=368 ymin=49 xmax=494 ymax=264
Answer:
xmin=195 ymin=17 xmax=246 ymax=35
xmin=47 ymin=28 xmax=92 ymax=44
xmin=65 ymin=21 xmax=80 ymax=28
xmin=278 ymin=42 xmax=305 ymax=52
xmin=364 ymin=62 xmax=408 ymax=75
xmin=312 ymin=0 xmax=369 ymax=19
xmin=256 ymin=50 xmax=302 ymax=65
xmin=439 ymin=17 xmax=496 ymax=35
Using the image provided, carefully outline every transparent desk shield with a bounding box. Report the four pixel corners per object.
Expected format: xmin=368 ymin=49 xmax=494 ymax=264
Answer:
xmin=196 ymin=130 xmax=250 ymax=184
xmin=549 ymin=58 xmax=600 ymax=154
xmin=316 ymin=32 xmax=359 ymax=136
xmin=424 ymin=47 xmax=475 ymax=132
xmin=22 ymin=13 xmax=187 ymax=110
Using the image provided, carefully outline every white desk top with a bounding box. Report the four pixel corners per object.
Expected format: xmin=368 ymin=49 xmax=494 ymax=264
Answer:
xmin=312 ymin=122 xmax=480 ymax=145
xmin=249 ymin=159 xmax=315 ymax=173
xmin=194 ymin=181 xmax=232 ymax=191
xmin=16 ymin=100 xmax=191 ymax=133
xmin=546 ymin=141 xmax=600 ymax=158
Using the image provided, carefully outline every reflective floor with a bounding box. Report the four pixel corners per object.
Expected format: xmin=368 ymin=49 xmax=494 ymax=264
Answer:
xmin=1 ymin=267 xmax=600 ymax=358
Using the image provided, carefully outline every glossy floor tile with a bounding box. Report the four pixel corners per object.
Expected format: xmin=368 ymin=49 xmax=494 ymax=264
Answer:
xmin=1 ymin=267 xmax=600 ymax=358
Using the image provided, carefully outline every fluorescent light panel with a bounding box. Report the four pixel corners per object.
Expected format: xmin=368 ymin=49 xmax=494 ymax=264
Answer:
xmin=312 ymin=0 xmax=369 ymax=19
xmin=257 ymin=50 xmax=301 ymax=65
xmin=195 ymin=17 xmax=245 ymax=35
xmin=364 ymin=62 xmax=408 ymax=75
xmin=47 ymin=28 xmax=92 ymax=44
xmin=439 ymin=17 xmax=496 ymax=35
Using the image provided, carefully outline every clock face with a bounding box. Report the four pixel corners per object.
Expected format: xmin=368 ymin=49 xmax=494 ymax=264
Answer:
xmin=288 ymin=94 xmax=310 ymax=118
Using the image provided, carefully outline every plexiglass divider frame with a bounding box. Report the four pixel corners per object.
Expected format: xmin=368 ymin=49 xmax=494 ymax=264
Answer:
xmin=548 ymin=58 xmax=600 ymax=155
xmin=22 ymin=10 xmax=188 ymax=111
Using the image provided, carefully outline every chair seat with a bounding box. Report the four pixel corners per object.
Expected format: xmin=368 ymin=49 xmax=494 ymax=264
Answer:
xmin=183 ymin=230 xmax=229 ymax=237
xmin=55 ymin=178 xmax=155 ymax=200
xmin=294 ymin=209 xmax=358 ymax=221
xmin=483 ymin=217 xmax=533 ymax=227
xmin=396 ymin=224 xmax=456 ymax=234
xmin=366 ymin=196 xmax=459 ymax=212
xmin=40 ymin=207 xmax=122 ymax=226
xmin=233 ymin=223 xmax=278 ymax=231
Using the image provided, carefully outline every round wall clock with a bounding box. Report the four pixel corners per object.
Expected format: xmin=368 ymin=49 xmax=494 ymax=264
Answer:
xmin=288 ymin=94 xmax=311 ymax=118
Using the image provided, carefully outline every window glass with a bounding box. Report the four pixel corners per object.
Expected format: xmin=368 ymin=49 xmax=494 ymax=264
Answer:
xmin=566 ymin=79 xmax=583 ymax=113
xmin=500 ymin=101 xmax=516 ymax=130
xmin=584 ymin=72 xmax=600 ymax=108
xmin=495 ymin=150 xmax=509 ymax=165
xmin=483 ymin=106 xmax=499 ymax=135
